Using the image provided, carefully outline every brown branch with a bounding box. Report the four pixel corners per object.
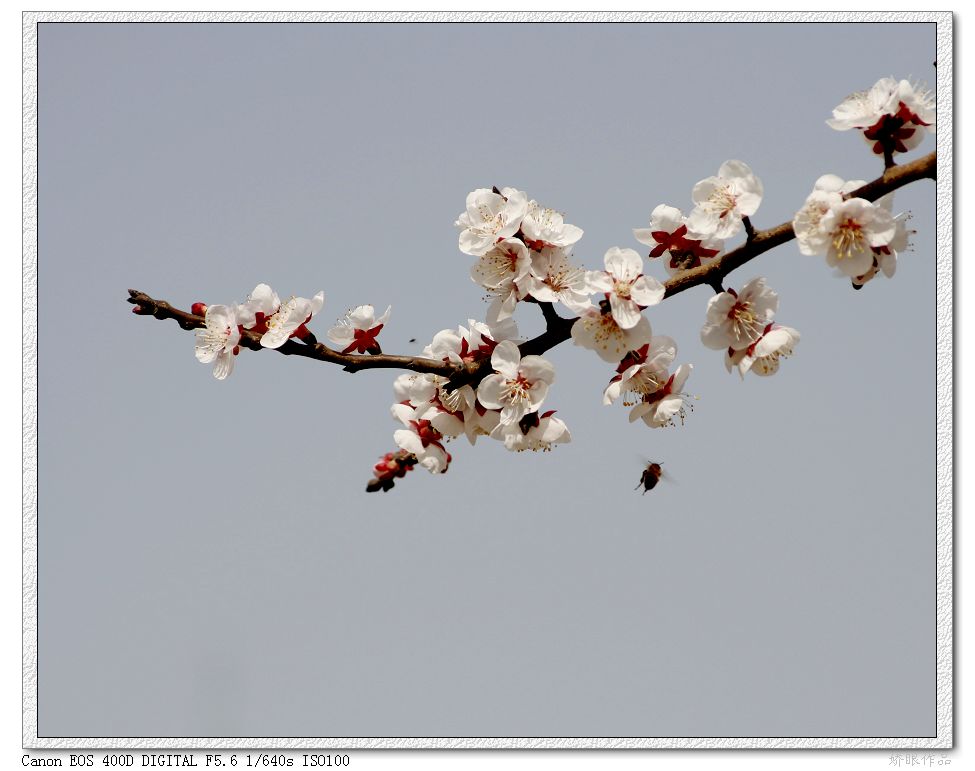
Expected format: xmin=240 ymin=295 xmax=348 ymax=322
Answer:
xmin=883 ymin=146 xmax=896 ymax=169
xmin=742 ymin=215 xmax=756 ymax=242
xmin=126 ymin=289 xmax=472 ymax=379
xmin=127 ymin=150 xmax=935 ymax=390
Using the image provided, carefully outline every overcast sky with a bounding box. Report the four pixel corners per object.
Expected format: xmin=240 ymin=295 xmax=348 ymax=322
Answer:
xmin=37 ymin=21 xmax=937 ymax=738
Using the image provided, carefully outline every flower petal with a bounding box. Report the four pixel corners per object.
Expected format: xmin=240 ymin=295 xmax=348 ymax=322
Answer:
xmin=519 ymin=355 xmax=556 ymax=385
xmin=490 ymin=340 xmax=521 ymax=379
xmin=476 ymin=374 xmax=505 ymax=410
xmin=629 ymin=275 xmax=665 ymax=307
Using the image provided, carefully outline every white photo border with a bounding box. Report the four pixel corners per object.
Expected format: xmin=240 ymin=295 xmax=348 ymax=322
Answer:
xmin=21 ymin=9 xmax=953 ymax=750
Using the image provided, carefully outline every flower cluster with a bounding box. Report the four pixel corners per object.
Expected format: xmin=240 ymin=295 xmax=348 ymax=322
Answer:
xmin=793 ymin=176 xmax=914 ymax=288
xmin=827 ymin=77 xmax=935 ymax=158
xmin=192 ymin=283 xmax=325 ymax=379
xmin=457 ymin=187 xmax=591 ymax=321
xmin=387 ymin=320 xmax=570 ymax=480
xmin=602 ymin=336 xmax=694 ymax=428
xmin=700 ymin=277 xmax=800 ymax=379
xmin=457 ymin=186 xmax=681 ymax=371
xmin=570 ymin=247 xmax=664 ymax=363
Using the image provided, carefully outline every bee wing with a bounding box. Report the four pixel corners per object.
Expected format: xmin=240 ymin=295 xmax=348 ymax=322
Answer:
xmin=659 ymin=466 xmax=678 ymax=485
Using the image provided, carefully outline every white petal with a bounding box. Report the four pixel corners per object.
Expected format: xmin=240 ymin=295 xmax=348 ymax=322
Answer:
xmin=559 ymin=224 xmax=584 ymax=246
xmin=459 ymin=229 xmax=494 ymax=257
xmin=652 ymin=394 xmax=683 ymax=425
xmin=391 ymin=403 xmax=415 ymax=425
xmin=526 ymin=381 xmax=550 ymax=412
xmin=603 ymin=378 xmax=623 ymax=405
xmin=498 ymin=403 xmax=527 ymax=426
xmin=650 ymin=204 xmax=685 ymax=231
xmin=519 ymin=355 xmax=556 ymax=385
xmin=604 ymin=247 xmax=643 ymax=281
xmin=609 ymin=294 xmax=643 ymax=330
xmin=736 ymin=192 xmax=762 ymax=217
xmin=309 ymin=291 xmax=325 ymax=317
xmin=670 ymin=363 xmax=692 ymax=392
xmin=629 ymin=275 xmax=666 ymax=307
xmin=686 ymin=206 xmax=720 ymax=238
xmin=417 ymin=444 xmax=449 ymax=474
xmin=700 ymin=322 xmax=731 ymax=351
xmin=632 ymin=228 xmax=655 ymax=246
xmin=393 ymin=428 xmax=424 ymax=456
xmin=628 ymin=402 xmax=652 ymax=423
xmin=348 ymin=305 xmax=376 ymax=329
xmin=587 ymin=271 xmax=613 ymax=293
xmin=431 ymin=411 xmax=465 ymax=438
xmin=212 ymin=351 xmax=235 ymax=380
xmin=753 ymin=328 xmax=791 ymax=357
xmin=490 ymin=340 xmax=521 ymax=379
xmin=476 ymin=374 xmax=506 ymax=410
xmin=537 ymin=416 xmax=570 ymax=443
xmin=691 ymin=177 xmax=721 ymax=206
xmin=327 ymin=325 xmax=355 ymax=346
xmin=719 ymin=159 xmax=755 ymax=181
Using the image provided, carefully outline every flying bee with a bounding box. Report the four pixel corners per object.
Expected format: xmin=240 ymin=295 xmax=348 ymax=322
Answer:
xmin=636 ymin=461 xmax=664 ymax=495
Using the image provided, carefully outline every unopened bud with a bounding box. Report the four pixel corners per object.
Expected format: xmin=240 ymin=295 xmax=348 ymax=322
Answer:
xmin=191 ymin=302 xmax=208 ymax=316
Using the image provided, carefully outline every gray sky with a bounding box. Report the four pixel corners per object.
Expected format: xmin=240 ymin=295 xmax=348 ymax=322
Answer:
xmin=37 ymin=21 xmax=937 ymax=738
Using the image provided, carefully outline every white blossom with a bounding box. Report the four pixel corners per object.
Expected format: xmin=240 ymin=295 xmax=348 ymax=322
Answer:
xmin=471 ymin=238 xmax=532 ymax=322
xmin=464 ymin=403 xmax=502 ymax=446
xmin=628 ymin=364 xmax=694 ymax=429
xmin=525 ymin=246 xmax=593 ymax=314
xmin=587 ymin=247 xmax=665 ymax=329
xmin=851 ymin=194 xmax=914 ymax=289
xmin=634 ymin=204 xmax=723 ymax=275
xmin=261 ymin=291 xmax=325 ymax=349
xmin=456 ymin=187 xmax=529 ymax=256
xmin=827 ymin=77 xmax=935 ymax=156
xmin=194 ymin=304 xmax=241 ymax=380
xmin=687 ymin=160 xmax=763 ymax=239
xmin=520 ymin=200 xmax=584 ymax=250
xmin=491 ymin=410 xmax=571 ymax=452
xmin=391 ymin=403 xmax=451 ymax=474
xmin=602 ymin=336 xmax=677 ymax=406
xmin=700 ymin=277 xmax=778 ymax=352
xmin=327 ymin=305 xmax=391 ymax=354
xmin=424 ymin=318 xmax=519 ymax=367
xmin=572 ymin=305 xmax=653 ymax=363
xmin=236 ymin=283 xmax=280 ymax=330
xmin=792 ymin=175 xmax=865 ymax=257
xmin=819 ymin=198 xmax=897 ymax=278
xmin=725 ymin=324 xmax=800 ymax=378
xmin=476 ymin=340 xmax=555 ymax=425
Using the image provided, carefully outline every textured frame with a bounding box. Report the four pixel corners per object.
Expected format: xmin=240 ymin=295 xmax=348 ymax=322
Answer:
xmin=21 ymin=10 xmax=953 ymax=750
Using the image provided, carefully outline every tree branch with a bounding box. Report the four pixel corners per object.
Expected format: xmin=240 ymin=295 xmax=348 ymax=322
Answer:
xmin=127 ymin=289 xmax=472 ymax=379
xmin=127 ymin=150 xmax=935 ymax=390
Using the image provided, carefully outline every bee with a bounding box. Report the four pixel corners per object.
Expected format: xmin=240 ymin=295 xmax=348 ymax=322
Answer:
xmin=636 ymin=461 xmax=664 ymax=495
